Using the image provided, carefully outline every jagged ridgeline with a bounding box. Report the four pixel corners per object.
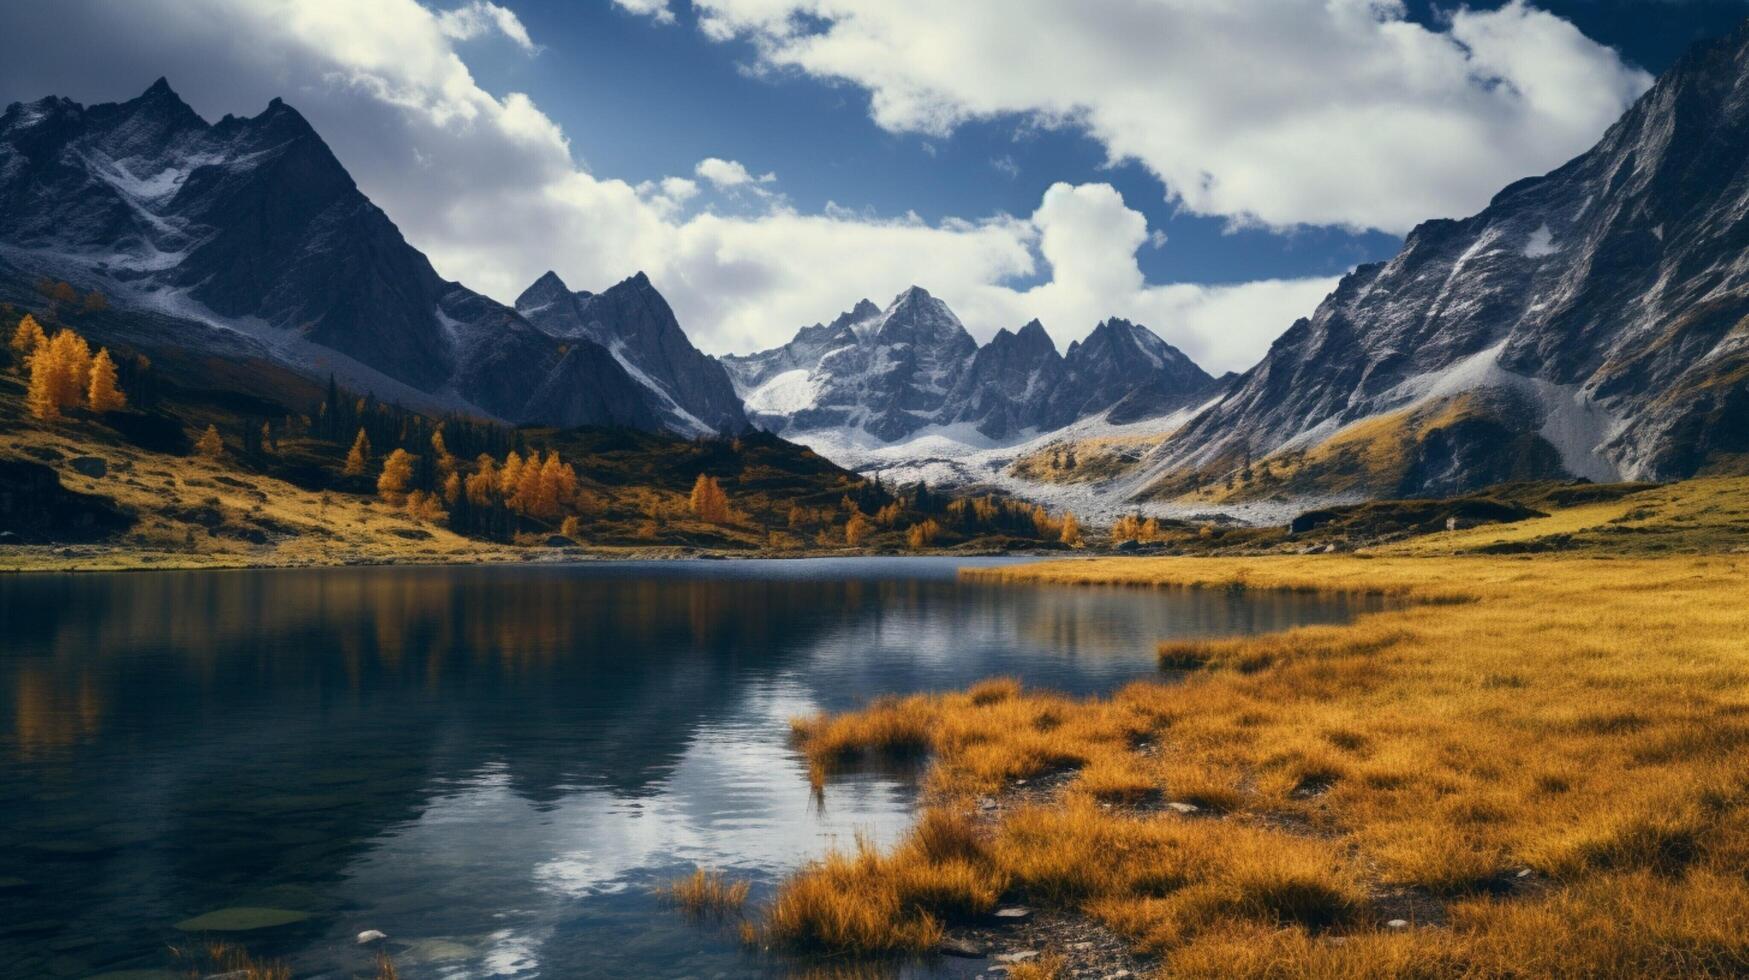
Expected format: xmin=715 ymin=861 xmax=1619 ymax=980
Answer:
xmin=1133 ymin=23 xmax=1749 ymax=504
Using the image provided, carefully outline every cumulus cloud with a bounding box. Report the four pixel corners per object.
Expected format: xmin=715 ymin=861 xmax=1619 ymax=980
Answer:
xmin=694 ymin=157 xmax=777 ymax=189
xmin=436 ymin=1 xmax=538 ymax=52
xmin=611 ymin=0 xmax=676 ymax=26
xmin=20 ymin=0 xmax=1645 ymax=375
xmin=644 ymin=0 xmax=1651 ymax=234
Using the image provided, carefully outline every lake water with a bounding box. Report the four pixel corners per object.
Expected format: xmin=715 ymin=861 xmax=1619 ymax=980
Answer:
xmin=0 ymin=557 xmax=1381 ymax=978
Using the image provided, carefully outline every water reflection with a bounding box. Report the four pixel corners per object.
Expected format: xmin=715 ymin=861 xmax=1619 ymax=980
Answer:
xmin=0 ymin=558 xmax=1382 ymax=977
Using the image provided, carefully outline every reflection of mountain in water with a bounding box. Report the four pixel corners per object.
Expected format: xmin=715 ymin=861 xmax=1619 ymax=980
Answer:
xmin=0 ymin=560 xmax=1380 ymax=977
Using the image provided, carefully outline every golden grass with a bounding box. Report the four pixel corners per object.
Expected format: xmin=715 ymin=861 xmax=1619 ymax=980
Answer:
xmin=661 ymin=867 xmax=752 ymax=918
xmin=769 ymin=479 xmax=1749 ymax=974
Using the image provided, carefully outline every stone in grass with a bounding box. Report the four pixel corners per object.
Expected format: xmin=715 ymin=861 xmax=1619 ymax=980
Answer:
xmin=995 ymin=950 xmax=1039 ymax=963
xmin=938 ymin=936 xmax=985 ymax=958
xmin=357 ymin=929 xmax=389 ymax=945
xmin=993 ymin=906 xmax=1033 ymax=921
xmin=1167 ymin=802 xmax=1199 ymax=814
xmin=174 ymin=907 xmax=311 ymax=932
xmin=1385 ymin=919 xmax=1410 ymax=929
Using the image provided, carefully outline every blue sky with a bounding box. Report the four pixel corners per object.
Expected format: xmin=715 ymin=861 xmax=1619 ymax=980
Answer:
xmin=2 ymin=0 xmax=1743 ymax=369
xmin=466 ymin=0 xmax=1743 ymax=290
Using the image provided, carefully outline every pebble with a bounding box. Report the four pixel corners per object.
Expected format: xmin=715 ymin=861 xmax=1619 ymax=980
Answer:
xmin=994 ymin=906 xmax=1034 ymax=921
xmin=939 ymin=936 xmax=986 ymax=958
xmin=1515 ymin=868 xmax=1533 ymax=878
xmin=1386 ymin=919 xmax=1409 ymax=929
xmin=995 ymin=950 xmax=1038 ymax=964
xmin=357 ymin=929 xmax=388 ymax=945
xmin=1167 ymin=801 xmax=1199 ymax=814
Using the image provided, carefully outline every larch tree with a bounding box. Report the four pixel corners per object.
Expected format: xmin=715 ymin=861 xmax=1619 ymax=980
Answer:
xmin=9 ymin=313 xmax=46 ymax=368
xmin=343 ymin=428 xmax=372 ymax=476
xmin=1060 ymin=512 xmax=1082 ymax=546
xmin=906 ymin=518 xmax=940 ymax=550
xmin=194 ymin=424 xmax=224 ymax=458
xmin=845 ymin=512 xmax=872 ymax=547
xmin=86 ymin=347 xmax=126 ymax=413
xmin=466 ymin=453 xmax=499 ymax=506
xmin=377 ymin=448 xmax=416 ymax=504
xmin=499 ymin=450 xmax=525 ymax=500
xmin=689 ymin=474 xmax=729 ymax=524
xmin=26 ymin=329 xmax=93 ymax=421
xmin=443 ymin=471 xmax=463 ymax=506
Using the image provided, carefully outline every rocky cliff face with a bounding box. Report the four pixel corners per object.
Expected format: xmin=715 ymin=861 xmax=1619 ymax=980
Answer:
xmin=727 ymin=291 xmax=1216 ymax=445
xmin=1138 ymin=23 xmax=1749 ymax=499
xmin=0 ymin=80 xmax=734 ymax=435
xmin=515 ymin=270 xmax=747 ymax=435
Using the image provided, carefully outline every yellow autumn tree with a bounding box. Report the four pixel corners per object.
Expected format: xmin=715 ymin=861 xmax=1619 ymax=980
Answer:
xmin=689 ymin=474 xmax=730 ymax=524
xmin=845 ymin=512 xmax=871 ymax=547
xmin=1059 ymin=511 xmax=1082 ymax=546
xmin=343 ymin=428 xmax=372 ymax=476
xmin=466 ymin=453 xmax=499 ymax=506
xmin=431 ymin=428 xmax=456 ymax=480
xmin=559 ymin=515 xmax=583 ymax=541
xmin=194 ymin=424 xmax=224 ymax=458
xmin=9 ymin=313 xmax=46 ymax=368
xmin=499 ymin=450 xmax=525 ymax=499
xmin=532 ymin=452 xmax=578 ymax=520
xmin=377 ymin=448 xmax=416 ymax=504
xmin=404 ymin=489 xmax=445 ymax=522
xmin=512 ymin=452 xmax=543 ymax=515
xmin=906 ymin=519 xmax=940 ymax=550
xmin=27 ymin=329 xmax=93 ymax=421
xmin=442 ymin=471 xmax=463 ymax=506
xmin=86 ymin=347 xmax=126 ymax=413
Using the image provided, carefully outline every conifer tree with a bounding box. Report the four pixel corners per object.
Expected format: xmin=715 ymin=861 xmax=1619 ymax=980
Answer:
xmin=443 ymin=471 xmax=463 ymax=506
xmin=344 ymin=428 xmax=372 ymax=476
xmin=86 ymin=347 xmax=126 ymax=413
xmin=9 ymin=313 xmax=46 ymax=368
xmin=906 ymin=519 xmax=940 ymax=550
xmin=194 ymin=424 xmax=224 ymax=458
xmin=377 ymin=448 xmax=416 ymax=504
xmin=466 ymin=454 xmax=499 ymax=506
xmin=26 ymin=329 xmax=93 ymax=421
xmin=845 ymin=512 xmax=871 ymax=547
xmin=499 ymin=450 xmax=525 ymax=500
xmin=1059 ymin=512 xmax=1082 ymax=546
xmin=689 ymin=474 xmax=730 ymax=523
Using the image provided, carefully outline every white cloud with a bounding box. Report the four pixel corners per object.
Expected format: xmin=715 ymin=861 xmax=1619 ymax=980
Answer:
xmin=611 ymin=0 xmax=675 ymax=26
xmin=436 ymin=1 xmax=538 ymax=52
xmin=644 ymin=0 xmax=1651 ymax=234
xmin=694 ymin=156 xmax=777 ymax=189
xmin=17 ymin=0 xmax=1626 ymax=376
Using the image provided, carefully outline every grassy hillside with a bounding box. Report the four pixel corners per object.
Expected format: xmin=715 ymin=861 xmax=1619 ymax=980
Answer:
xmin=0 ymin=300 xmax=1085 ymax=569
xmin=749 ymin=476 xmax=1749 ymax=976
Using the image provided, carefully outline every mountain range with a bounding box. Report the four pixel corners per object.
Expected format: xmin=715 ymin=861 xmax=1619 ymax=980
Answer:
xmin=6 ymin=18 xmax=1749 ymax=518
xmin=722 ymin=287 xmax=1216 ymax=443
xmin=1116 ymin=19 xmax=1749 ymax=507
xmin=0 ymin=78 xmax=739 ymax=435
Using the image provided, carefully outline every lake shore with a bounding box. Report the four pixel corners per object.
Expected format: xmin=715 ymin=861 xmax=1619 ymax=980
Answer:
xmin=759 ymin=477 xmax=1749 ymax=976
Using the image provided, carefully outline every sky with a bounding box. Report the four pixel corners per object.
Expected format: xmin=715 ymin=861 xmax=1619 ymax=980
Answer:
xmin=0 ymin=0 xmax=1744 ymax=372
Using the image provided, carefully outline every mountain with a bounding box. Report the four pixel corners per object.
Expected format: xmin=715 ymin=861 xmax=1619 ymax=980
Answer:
xmin=514 ymin=270 xmax=747 ymax=434
xmin=725 ymin=290 xmax=1216 ymax=446
xmin=940 ymin=319 xmax=1066 ymax=440
xmin=0 ymin=79 xmax=734 ymax=435
xmin=1058 ymin=318 xmax=1217 ymax=426
xmin=725 ymin=287 xmax=977 ymax=441
xmin=1131 ymin=23 xmax=1749 ymax=504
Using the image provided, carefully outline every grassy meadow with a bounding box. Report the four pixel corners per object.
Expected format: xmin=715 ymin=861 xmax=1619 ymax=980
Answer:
xmin=761 ymin=476 xmax=1749 ymax=976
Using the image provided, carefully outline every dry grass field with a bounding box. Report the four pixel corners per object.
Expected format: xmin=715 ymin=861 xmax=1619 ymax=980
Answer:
xmin=764 ymin=477 xmax=1749 ymax=976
